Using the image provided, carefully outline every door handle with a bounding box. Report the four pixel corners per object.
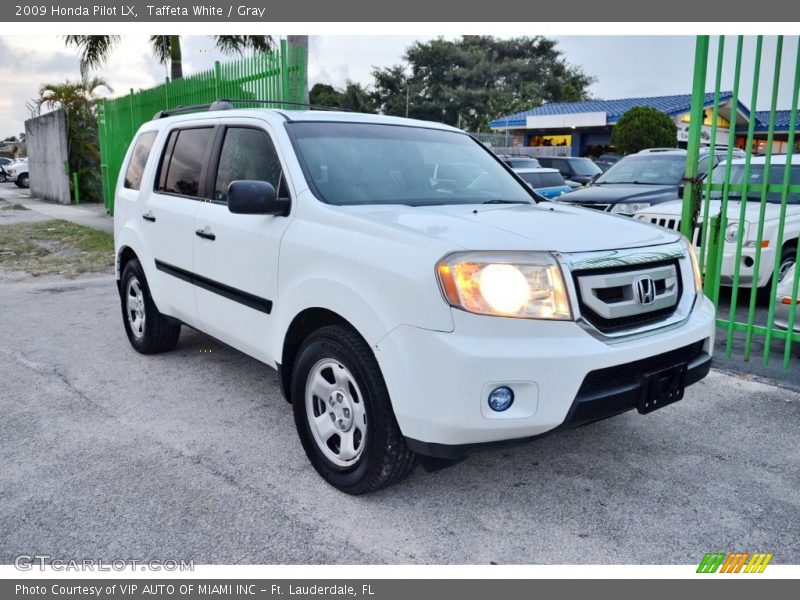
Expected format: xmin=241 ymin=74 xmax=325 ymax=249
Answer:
xmin=142 ymin=211 xmax=156 ymax=222
xmin=195 ymin=227 xmax=216 ymax=241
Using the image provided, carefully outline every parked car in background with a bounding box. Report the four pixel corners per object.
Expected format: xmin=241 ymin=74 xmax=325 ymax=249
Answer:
xmin=7 ymin=159 xmax=29 ymax=188
xmin=594 ymin=154 xmax=623 ymax=171
xmin=775 ymin=264 xmax=800 ymax=337
xmin=537 ymin=156 xmax=602 ymax=186
xmin=0 ymin=157 xmax=13 ymax=182
xmin=513 ymin=167 xmax=573 ymax=199
xmin=560 ymin=148 xmax=746 ymax=216
xmin=498 ymin=155 xmax=541 ymax=169
xmin=634 ymin=155 xmax=800 ymax=297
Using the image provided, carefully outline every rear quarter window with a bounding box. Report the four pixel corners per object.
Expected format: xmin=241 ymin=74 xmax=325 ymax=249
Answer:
xmin=124 ymin=131 xmax=157 ymax=190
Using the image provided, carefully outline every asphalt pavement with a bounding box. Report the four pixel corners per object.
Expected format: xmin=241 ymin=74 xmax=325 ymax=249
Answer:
xmin=1 ymin=273 xmax=798 ymax=565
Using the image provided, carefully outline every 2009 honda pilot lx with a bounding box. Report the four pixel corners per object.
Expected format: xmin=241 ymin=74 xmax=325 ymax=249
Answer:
xmin=114 ymin=103 xmax=715 ymax=494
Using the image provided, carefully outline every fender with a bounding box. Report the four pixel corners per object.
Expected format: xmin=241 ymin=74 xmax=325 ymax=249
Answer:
xmin=271 ymin=276 xmax=429 ymax=364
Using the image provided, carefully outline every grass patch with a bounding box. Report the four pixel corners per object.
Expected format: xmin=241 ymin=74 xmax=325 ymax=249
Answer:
xmin=0 ymin=219 xmax=114 ymax=278
xmin=0 ymin=203 xmax=29 ymax=211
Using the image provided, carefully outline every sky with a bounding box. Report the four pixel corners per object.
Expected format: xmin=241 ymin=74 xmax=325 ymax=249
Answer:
xmin=0 ymin=35 xmax=798 ymax=138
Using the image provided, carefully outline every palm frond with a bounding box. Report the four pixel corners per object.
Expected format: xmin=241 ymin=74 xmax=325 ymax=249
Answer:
xmin=64 ymin=35 xmax=120 ymax=74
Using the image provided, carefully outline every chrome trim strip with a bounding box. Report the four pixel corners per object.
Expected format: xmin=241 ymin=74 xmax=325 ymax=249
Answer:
xmin=558 ymin=241 xmax=686 ymax=272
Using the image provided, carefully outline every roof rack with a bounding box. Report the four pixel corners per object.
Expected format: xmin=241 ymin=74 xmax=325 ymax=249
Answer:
xmin=153 ymin=99 xmax=349 ymax=119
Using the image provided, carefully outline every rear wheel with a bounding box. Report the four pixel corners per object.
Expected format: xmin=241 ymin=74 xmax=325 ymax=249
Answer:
xmin=291 ymin=325 xmax=416 ymax=494
xmin=120 ymin=258 xmax=181 ymax=354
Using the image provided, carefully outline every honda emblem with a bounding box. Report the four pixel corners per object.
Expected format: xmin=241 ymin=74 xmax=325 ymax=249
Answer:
xmin=634 ymin=276 xmax=657 ymax=305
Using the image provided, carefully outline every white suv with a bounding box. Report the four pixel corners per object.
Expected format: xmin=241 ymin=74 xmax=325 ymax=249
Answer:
xmin=114 ymin=103 xmax=715 ymax=494
xmin=634 ymin=155 xmax=800 ymax=296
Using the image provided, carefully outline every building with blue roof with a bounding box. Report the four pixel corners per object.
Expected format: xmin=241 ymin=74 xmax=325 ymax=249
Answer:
xmin=488 ymin=92 xmax=794 ymax=157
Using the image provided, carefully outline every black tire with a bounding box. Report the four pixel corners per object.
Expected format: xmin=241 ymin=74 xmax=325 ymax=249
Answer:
xmin=291 ymin=324 xmax=416 ymax=494
xmin=17 ymin=174 xmax=29 ymax=188
xmin=119 ymin=258 xmax=181 ymax=354
xmin=757 ymin=244 xmax=797 ymax=304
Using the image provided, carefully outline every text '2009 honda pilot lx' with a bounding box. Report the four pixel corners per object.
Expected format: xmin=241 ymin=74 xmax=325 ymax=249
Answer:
xmin=114 ymin=102 xmax=715 ymax=494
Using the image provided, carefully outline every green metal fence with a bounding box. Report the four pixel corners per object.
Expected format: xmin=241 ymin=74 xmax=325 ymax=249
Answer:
xmin=681 ymin=35 xmax=800 ymax=369
xmin=97 ymin=40 xmax=306 ymax=215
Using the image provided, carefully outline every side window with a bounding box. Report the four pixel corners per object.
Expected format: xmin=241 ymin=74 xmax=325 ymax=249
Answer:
xmin=124 ymin=131 xmax=157 ymax=190
xmin=213 ymin=127 xmax=286 ymax=203
xmin=698 ymin=155 xmax=709 ymax=175
xmin=159 ymin=127 xmax=214 ymax=198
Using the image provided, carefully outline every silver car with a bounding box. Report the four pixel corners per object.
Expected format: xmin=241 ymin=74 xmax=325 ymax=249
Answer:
xmin=775 ymin=264 xmax=799 ymax=333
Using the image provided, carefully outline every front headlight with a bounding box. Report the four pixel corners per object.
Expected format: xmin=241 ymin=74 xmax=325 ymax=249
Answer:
xmin=436 ymin=251 xmax=572 ymax=320
xmin=724 ymin=221 xmax=749 ymax=244
xmin=681 ymin=235 xmax=703 ymax=294
xmin=610 ymin=202 xmax=651 ymax=216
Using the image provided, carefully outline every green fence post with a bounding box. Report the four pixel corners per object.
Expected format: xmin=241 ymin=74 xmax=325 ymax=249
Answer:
xmin=72 ymin=172 xmax=80 ymax=205
xmin=726 ymin=36 xmax=763 ymax=357
xmin=680 ymin=35 xmax=710 ymax=241
xmin=214 ymin=61 xmax=221 ymax=100
xmin=703 ymin=216 xmax=721 ymax=299
xmin=280 ymin=39 xmax=289 ymax=109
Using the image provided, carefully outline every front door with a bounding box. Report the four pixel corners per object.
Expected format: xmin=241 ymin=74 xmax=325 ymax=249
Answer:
xmin=192 ymin=123 xmax=293 ymax=363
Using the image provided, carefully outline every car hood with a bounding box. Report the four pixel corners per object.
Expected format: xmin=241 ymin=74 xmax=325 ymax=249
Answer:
xmin=560 ymin=183 xmax=679 ymax=204
xmin=341 ymin=202 xmax=679 ymax=253
xmin=638 ymin=199 xmax=797 ymax=223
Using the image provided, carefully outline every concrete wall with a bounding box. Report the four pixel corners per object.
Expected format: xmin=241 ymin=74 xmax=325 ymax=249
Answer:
xmin=25 ymin=109 xmax=71 ymax=205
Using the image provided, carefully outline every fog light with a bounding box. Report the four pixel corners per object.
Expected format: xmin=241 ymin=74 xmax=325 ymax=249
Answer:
xmin=488 ymin=386 xmax=514 ymax=412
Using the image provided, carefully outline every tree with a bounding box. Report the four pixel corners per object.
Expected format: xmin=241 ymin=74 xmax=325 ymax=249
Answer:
xmin=37 ymin=75 xmax=111 ymax=203
xmin=371 ymin=36 xmax=594 ymax=131
xmin=64 ymin=35 xmax=272 ymax=80
xmin=310 ymin=83 xmax=343 ymax=108
xmin=309 ymin=82 xmax=376 ymax=113
xmin=611 ymin=106 xmax=677 ymax=154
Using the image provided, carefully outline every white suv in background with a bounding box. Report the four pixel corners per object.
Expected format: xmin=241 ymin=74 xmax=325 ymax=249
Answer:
xmin=634 ymin=155 xmax=800 ymax=296
xmin=114 ymin=103 xmax=715 ymax=494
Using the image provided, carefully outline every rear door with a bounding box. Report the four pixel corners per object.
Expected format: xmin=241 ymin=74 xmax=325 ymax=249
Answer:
xmin=143 ymin=125 xmax=215 ymax=324
xmin=192 ymin=120 xmax=293 ymax=362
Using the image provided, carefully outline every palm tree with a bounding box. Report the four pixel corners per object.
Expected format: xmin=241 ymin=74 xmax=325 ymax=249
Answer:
xmin=65 ymin=35 xmax=273 ymax=80
xmin=37 ymin=75 xmax=111 ymax=202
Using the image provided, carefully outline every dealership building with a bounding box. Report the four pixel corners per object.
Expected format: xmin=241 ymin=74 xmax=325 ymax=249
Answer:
xmin=488 ymin=92 xmax=795 ymax=157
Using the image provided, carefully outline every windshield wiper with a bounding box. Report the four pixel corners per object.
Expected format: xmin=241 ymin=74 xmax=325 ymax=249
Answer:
xmin=482 ymin=199 xmax=530 ymax=204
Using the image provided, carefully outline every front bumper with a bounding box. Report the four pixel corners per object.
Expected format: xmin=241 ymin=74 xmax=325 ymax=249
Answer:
xmin=718 ymin=245 xmax=775 ymax=288
xmin=375 ymin=295 xmax=716 ymax=457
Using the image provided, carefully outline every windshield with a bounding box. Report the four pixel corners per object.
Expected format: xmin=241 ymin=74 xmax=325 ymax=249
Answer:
xmin=287 ymin=122 xmax=535 ymax=206
xmin=569 ymin=158 xmax=602 ymax=176
xmin=506 ymin=158 xmax=540 ymax=168
xmin=711 ymin=163 xmax=800 ymax=204
xmin=595 ymin=154 xmax=685 ymax=186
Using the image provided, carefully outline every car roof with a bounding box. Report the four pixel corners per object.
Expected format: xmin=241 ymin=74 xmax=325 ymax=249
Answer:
xmin=144 ymin=108 xmax=462 ymax=133
xmin=513 ymin=167 xmax=560 ymax=174
xmin=727 ymin=154 xmax=800 ymax=165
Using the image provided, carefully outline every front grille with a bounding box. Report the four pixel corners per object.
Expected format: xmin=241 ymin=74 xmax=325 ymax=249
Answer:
xmin=640 ymin=215 xmax=704 ymax=247
xmin=577 ymin=202 xmax=610 ymax=211
xmin=572 ymin=259 xmax=682 ymax=334
xmin=578 ymin=341 xmax=705 ymax=398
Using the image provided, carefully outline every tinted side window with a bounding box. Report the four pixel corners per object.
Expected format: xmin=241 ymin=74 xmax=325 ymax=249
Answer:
xmin=124 ymin=131 xmax=157 ymax=190
xmin=161 ymin=127 xmax=214 ymax=198
xmin=213 ymin=128 xmax=284 ymax=203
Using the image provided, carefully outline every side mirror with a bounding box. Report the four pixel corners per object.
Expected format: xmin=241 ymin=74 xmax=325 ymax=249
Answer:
xmin=227 ymin=180 xmax=288 ymax=216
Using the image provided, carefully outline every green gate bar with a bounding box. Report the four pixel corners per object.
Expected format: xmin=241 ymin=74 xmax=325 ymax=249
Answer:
xmin=684 ymin=35 xmax=800 ymax=369
xmin=97 ymin=44 xmax=306 ymax=216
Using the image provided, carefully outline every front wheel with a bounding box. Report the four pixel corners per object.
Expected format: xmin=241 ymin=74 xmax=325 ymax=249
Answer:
xmin=291 ymin=325 xmax=416 ymax=494
xmin=758 ymin=244 xmax=797 ymax=304
xmin=17 ymin=174 xmax=29 ymax=188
